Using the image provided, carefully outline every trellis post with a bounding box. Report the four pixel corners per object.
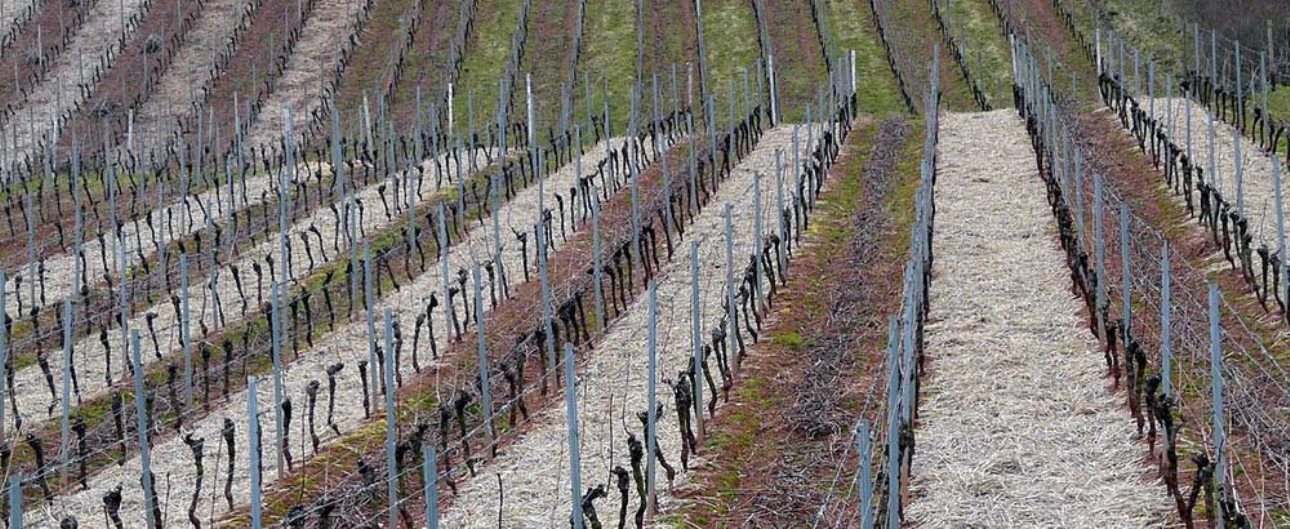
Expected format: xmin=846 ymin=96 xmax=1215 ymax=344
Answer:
xmin=645 ymin=282 xmax=658 ymax=515
xmin=1275 ymin=158 xmax=1287 ymax=315
xmin=249 ymin=375 xmax=262 ymax=529
xmin=884 ymin=317 xmax=901 ymax=529
xmin=1120 ymin=203 xmax=1131 ymax=342
xmin=857 ymin=419 xmax=873 ymax=529
xmin=564 ymin=342 xmax=583 ymax=529
xmin=1207 ymin=282 xmax=1227 ymax=526
xmin=438 ymin=203 xmax=452 ymax=344
xmin=0 ymin=270 xmax=6 ymax=441
xmin=690 ymin=240 xmax=704 ymax=436
xmin=133 ymin=330 xmax=157 ymax=529
xmin=1094 ymin=173 xmax=1106 ymax=340
xmin=59 ymin=299 xmax=72 ymax=487
xmin=423 ymin=441 xmax=438 ymax=529
xmin=1160 ymin=241 xmax=1172 ymax=397
xmin=725 ymin=204 xmax=737 ymax=371
xmin=592 ymin=184 xmax=604 ymax=327
xmin=474 ymin=265 xmax=495 ymax=454
xmin=384 ymin=309 xmax=399 ymax=529
xmin=181 ymin=254 xmax=193 ymax=405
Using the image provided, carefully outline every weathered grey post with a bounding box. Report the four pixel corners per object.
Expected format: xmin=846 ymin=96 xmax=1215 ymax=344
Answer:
xmin=59 ymin=299 xmax=72 ymax=486
xmin=0 ymin=270 xmax=6 ymax=440
xmin=690 ymin=240 xmax=704 ymax=435
xmin=1186 ymin=87 xmax=1193 ymax=161
xmin=8 ymin=475 xmax=19 ymax=529
xmin=1236 ymin=43 xmax=1243 ymax=131
xmin=25 ymin=193 xmax=34 ymax=309
xmin=753 ymin=171 xmax=765 ymax=311
xmin=857 ymin=419 xmax=873 ymax=529
xmin=693 ymin=0 xmax=710 ymax=124
xmin=725 ymin=205 xmax=737 ymax=370
xmin=775 ymin=151 xmax=787 ymax=275
xmin=133 ymin=331 xmax=157 ymax=529
xmin=119 ymin=221 xmax=130 ymax=380
xmin=473 ymin=265 xmax=495 ymax=451
xmin=269 ymin=281 xmax=287 ymax=483
xmin=1235 ymin=127 xmax=1244 ymax=216
xmin=423 ymin=441 xmax=438 ymax=529
xmin=1209 ymin=110 xmax=1218 ymax=197
xmin=1095 ymin=27 xmax=1102 ymax=77
xmin=181 ymin=254 xmax=193 ymax=405
xmin=1275 ymin=158 xmax=1287 ymax=314
xmin=592 ymin=184 xmax=604 ymax=327
xmin=883 ymin=317 xmax=901 ymax=529
xmin=365 ymin=243 xmax=379 ymax=398
xmin=384 ymin=308 xmax=399 ymax=529
xmin=539 ymin=221 xmax=556 ymax=391
xmin=1094 ymin=173 xmax=1106 ymax=340
xmin=1161 ymin=242 xmax=1172 ymax=398
xmin=645 ymin=282 xmax=658 ymax=515
xmin=1207 ymin=282 xmax=1227 ymax=526
xmin=249 ymin=375 xmax=262 ymax=528
xmin=1149 ymin=60 xmax=1155 ymax=122
xmin=564 ymin=342 xmax=583 ymax=529
xmin=438 ymin=203 xmax=453 ymax=342
xmin=1075 ymin=154 xmax=1085 ymax=242
xmin=1120 ymin=203 xmax=1131 ymax=340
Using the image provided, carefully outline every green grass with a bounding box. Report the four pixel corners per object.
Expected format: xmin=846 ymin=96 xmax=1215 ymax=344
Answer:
xmin=825 ymin=0 xmax=904 ymax=116
xmin=581 ymin=0 xmax=637 ymax=133
xmin=945 ymin=0 xmax=1013 ymax=107
xmin=699 ymin=0 xmax=761 ymax=128
xmin=451 ymin=0 xmax=524 ymax=136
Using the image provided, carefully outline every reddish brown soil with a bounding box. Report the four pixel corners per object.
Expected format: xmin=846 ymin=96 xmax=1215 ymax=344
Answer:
xmin=59 ymin=0 xmax=202 ymax=156
xmin=386 ymin=0 xmax=457 ymax=131
xmin=240 ymin=133 xmax=730 ymax=525
xmin=332 ymin=0 xmax=417 ymax=122
xmin=762 ymin=0 xmax=825 ymax=112
xmin=670 ymin=116 xmax=912 ymax=526
xmin=1018 ymin=0 xmax=1288 ymax=518
xmin=0 ymin=0 xmax=94 ymax=109
xmin=190 ymin=0 xmax=310 ymax=155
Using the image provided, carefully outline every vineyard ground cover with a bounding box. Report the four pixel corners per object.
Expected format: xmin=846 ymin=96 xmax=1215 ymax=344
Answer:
xmin=183 ymin=0 xmax=317 ymax=156
xmin=0 ymin=149 xmax=478 ymax=500
xmin=57 ymin=0 xmax=202 ymax=154
xmin=509 ymin=0 xmax=575 ymax=135
xmin=0 ymin=0 xmax=152 ymax=170
xmin=434 ymin=124 xmax=798 ymax=528
xmin=582 ymin=0 xmax=643 ymax=132
xmin=332 ymin=0 xmax=419 ymax=122
xmin=386 ymin=0 xmax=460 ymax=131
xmin=874 ymin=0 xmax=974 ymax=112
xmin=942 ymin=0 xmax=1013 ymax=107
xmin=696 ymin=0 xmax=759 ymax=124
xmin=449 ymin=0 xmax=522 ymax=140
xmin=243 ymin=0 xmax=370 ymax=149
xmin=663 ymin=115 xmax=920 ymax=526
xmin=1011 ymin=0 xmax=1290 ymax=520
xmin=233 ymin=126 xmax=687 ymax=524
xmin=0 ymin=0 xmax=94 ymax=108
xmin=760 ymin=0 xmax=826 ymax=121
xmin=646 ymin=0 xmax=697 ymax=79
xmin=824 ymin=0 xmax=902 ymax=116
xmin=107 ymin=0 xmax=255 ymax=158
xmin=30 ymin=138 xmax=626 ymax=528
xmin=907 ymin=109 xmax=1170 ymax=527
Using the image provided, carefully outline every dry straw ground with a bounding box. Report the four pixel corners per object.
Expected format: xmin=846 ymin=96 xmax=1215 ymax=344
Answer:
xmin=906 ymin=110 xmax=1169 ymax=528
